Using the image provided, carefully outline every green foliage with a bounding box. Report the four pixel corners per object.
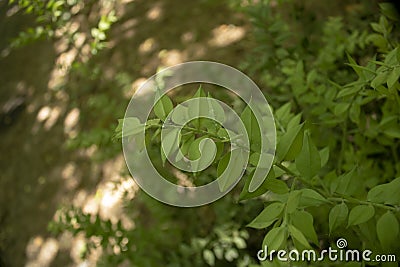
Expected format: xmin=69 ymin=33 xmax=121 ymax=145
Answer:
xmin=238 ymin=1 xmax=400 ymax=266
xmin=329 ymin=202 xmax=348 ymax=234
xmin=7 ymin=0 xmax=117 ymax=54
xmin=47 ymin=1 xmax=400 ymax=266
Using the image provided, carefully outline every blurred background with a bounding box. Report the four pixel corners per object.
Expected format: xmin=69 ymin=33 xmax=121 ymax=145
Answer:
xmin=0 ymin=0 xmax=397 ymax=267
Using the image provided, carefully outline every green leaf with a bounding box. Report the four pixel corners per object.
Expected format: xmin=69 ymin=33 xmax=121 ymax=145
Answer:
xmin=262 ymin=226 xmax=287 ymax=251
xmin=287 ymin=190 xmax=302 ymax=213
xmin=346 ymin=53 xmax=366 ymax=79
xmin=240 ymin=104 xmax=261 ymax=149
xmin=276 ymin=123 xmax=304 ymax=161
xmin=288 ymin=61 xmax=307 ymax=96
xmin=189 ymin=87 xmax=207 ymax=128
xmin=264 ymin=178 xmax=289 ymax=194
xmin=331 ymin=168 xmax=357 ymax=195
xmin=287 ymin=113 xmax=302 ymax=129
xmin=224 ymin=248 xmax=238 ymax=262
xmin=179 ymin=133 xmax=194 ymax=157
xmin=367 ymin=177 xmax=400 ymax=205
xmin=299 ymin=189 xmax=329 ymax=208
xmin=371 ymin=71 xmax=389 ymax=89
xmin=249 ymin=152 xmax=275 ymax=168
xmin=377 ymin=211 xmax=399 ymax=250
xmin=366 ymin=34 xmax=388 ymax=50
xmin=203 ymin=249 xmax=215 ymax=266
xmin=370 ymin=22 xmax=384 ymax=34
xmin=329 ymin=202 xmax=348 ymax=234
xmin=217 ymin=150 xmax=246 ymax=192
xmin=188 ymin=137 xmax=206 ymax=160
xmin=239 ymin=168 xmax=275 ymax=200
xmin=161 ymin=127 xmax=181 ymax=159
xmin=171 ymin=105 xmax=189 ymax=125
xmin=347 ymin=205 xmax=375 ymax=227
xmin=379 ymin=3 xmax=400 ymax=21
xmin=295 ymin=132 xmax=321 ymax=179
xmin=384 ymin=47 xmax=399 ymax=65
xmin=288 ymin=224 xmax=311 ymax=248
xmin=247 ymin=202 xmax=285 ymax=229
xmin=336 ymin=86 xmax=361 ymax=99
xmin=319 ymin=147 xmax=330 ymax=167
xmin=207 ymin=93 xmax=225 ymax=123
xmin=114 ymin=117 xmax=144 ymax=139
xmin=349 ymin=103 xmax=361 ymax=124
xmin=145 ymin=118 xmax=161 ymax=128
xmin=384 ymin=126 xmax=400 ymax=139
xmin=188 ymin=137 xmax=216 ymax=172
xmin=275 ymin=102 xmax=292 ymax=125
xmin=213 ymin=247 xmax=223 ymax=260
xmin=387 ymin=67 xmax=400 ymax=89
xmin=291 ymin=211 xmax=319 ymax=245
xmin=154 ymin=91 xmax=173 ymax=120
xmin=160 ymin=148 xmax=167 ymax=166
xmin=334 ymin=103 xmax=350 ymax=117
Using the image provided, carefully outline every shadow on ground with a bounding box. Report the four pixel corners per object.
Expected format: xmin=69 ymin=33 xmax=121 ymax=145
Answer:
xmin=0 ymin=0 xmax=251 ymax=266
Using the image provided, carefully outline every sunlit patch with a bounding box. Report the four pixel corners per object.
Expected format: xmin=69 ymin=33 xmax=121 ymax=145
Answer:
xmin=82 ymin=194 xmax=99 ymax=215
xmin=33 ymin=104 xmax=63 ymax=133
xmin=70 ymin=234 xmax=89 ymax=265
xmin=62 ymin=162 xmax=81 ymax=191
xmin=172 ymin=169 xmax=194 ymax=187
xmin=70 ymin=1 xmax=84 ymax=15
xmin=37 ymin=106 xmax=52 ymax=122
xmin=126 ymin=77 xmax=147 ymax=98
xmin=147 ymin=3 xmax=163 ymax=21
xmin=74 ymin=32 xmax=87 ymax=48
xmin=48 ymin=48 xmax=78 ymax=90
xmin=54 ymin=39 xmax=69 ymax=55
xmin=208 ymin=24 xmax=246 ymax=47
xmin=121 ymin=18 xmax=138 ymax=31
xmin=6 ymin=5 xmax=20 ymax=17
xmin=138 ymin=37 xmax=157 ymax=54
xmin=1 ymin=47 xmax=11 ymax=58
xmin=64 ymin=108 xmax=80 ymax=137
xmin=115 ymin=18 xmax=138 ymax=40
xmin=26 ymin=237 xmax=59 ymax=267
xmin=65 ymin=155 xmax=139 ymax=230
xmin=44 ymin=106 xmax=62 ymax=130
xmin=181 ymin=31 xmax=195 ymax=43
xmin=186 ymin=43 xmax=207 ymax=58
xmin=26 ymin=236 xmax=44 ymax=260
xmin=158 ymin=49 xmax=187 ymax=67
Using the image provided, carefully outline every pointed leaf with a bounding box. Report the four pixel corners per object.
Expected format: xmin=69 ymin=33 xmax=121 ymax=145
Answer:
xmin=276 ymin=123 xmax=304 ymax=161
xmin=154 ymin=91 xmax=173 ymax=120
xmin=287 ymin=190 xmax=302 ymax=213
xmin=288 ymin=225 xmax=311 ymax=248
xmin=329 ymin=202 xmax=348 ymax=234
xmin=247 ymin=202 xmax=285 ymax=229
xmin=295 ymin=132 xmax=321 ymax=179
xmin=291 ymin=211 xmax=319 ymax=245
xmin=299 ymin=189 xmax=329 ymax=208
xmin=319 ymin=147 xmax=330 ymax=167
xmin=262 ymin=226 xmax=287 ymax=251
xmin=217 ymin=150 xmax=245 ymax=192
xmin=377 ymin=211 xmax=399 ymax=250
xmin=240 ymin=104 xmax=261 ymax=149
xmin=348 ymin=205 xmax=375 ymax=227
